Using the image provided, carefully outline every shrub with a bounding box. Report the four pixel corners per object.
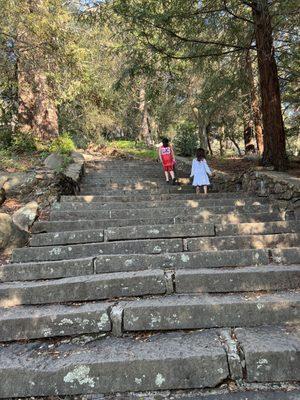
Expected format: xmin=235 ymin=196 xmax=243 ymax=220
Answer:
xmin=50 ymin=132 xmax=76 ymax=155
xmin=173 ymin=122 xmax=198 ymax=157
xmin=11 ymin=131 xmax=37 ymax=153
xmin=0 ymin=128 xmax=13 ymax=148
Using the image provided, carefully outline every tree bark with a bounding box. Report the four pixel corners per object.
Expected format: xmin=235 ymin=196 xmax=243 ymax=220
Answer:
xmin=17 ymin=1 xmax=58 ymax=143
xmin=252 ymin=0 xmax=287 ymax=170
xmin=138 ymin=86 xmax=152 ymax=146
xmin=206 ymin=123 xmax=213 ymax=156
xmin=219 ymin=125 xmax=225 ymax=156
xmin=243 ymin=119 xmax=255 ymax=154
xmin=245 ymin=52 xmax=264 ymax=155
xmin=229 ymin=136 xmax=242 ymax=156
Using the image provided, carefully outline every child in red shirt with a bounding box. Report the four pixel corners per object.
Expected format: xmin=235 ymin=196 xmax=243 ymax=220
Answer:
xmin=158 ymin=138 xmax=176 ymax=184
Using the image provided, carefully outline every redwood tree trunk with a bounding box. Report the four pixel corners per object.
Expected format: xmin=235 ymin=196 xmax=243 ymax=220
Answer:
xmin=243 ymin=120 xmax=255 ymax=154
xmin=245 ymin=52 xmax=264 ymax=155
xmin=252 ymin=0 xmax=287 ymax=170
xmin=17 ymin=0 xmax=59 ymax=143
xmin=138 ymin=86 xmax=152 ymax=146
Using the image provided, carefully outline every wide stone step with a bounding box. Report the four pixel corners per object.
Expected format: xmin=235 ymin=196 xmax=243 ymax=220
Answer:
xmin=79 ymin=186 xmax=195 ymax=195
xmin=187 ymin=233 xmax=300 ymax=251
xmin=32 ymin=217 xmax=175 ymax=233
xmin=12 ymin=238 xmax=183 ymax=263
xmin=0 ymin=330 xmax=229 ymax=397
xmin=53 ymin=197 xmax=268 ymax=211
xmin=30 ymin=229 xmax=105 ymax=247
xmin=0 ymin=270 xmax=167 ymax=306
xmin=60 ymin=192 xmax=250 ymax=203
xmin=1 ymin=266 xmax=298 ymax=307
xmin=123 ymin=292 xmax=299 ymax=331
xmin=32 ymin=212 xmax=284 ymax=233
xmin=82 ymin=177 xmax=190 ymax=184
xmin=49 ymin=204 xmax=272 ymax=221
xmin=94 ymin=249 xmax=270 ymax=273
xmin=0 ymin=302 xmax=111 ymax=341
xmin=106 ymin=223 xmax=215 ymax=241
xmin=3 ymin=247 xmax=299 ymax=283
xmin=216 ymin=220 xmax=300 ymax=236
xmin=0 ymin=326 xmax=299 ymax=398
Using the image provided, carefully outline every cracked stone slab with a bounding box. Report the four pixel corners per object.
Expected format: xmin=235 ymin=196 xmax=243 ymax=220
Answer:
xmin=106 ymin=223 xmax=215 ymax=241
xmin=123 ymin=292 xmax=300 ymax=331
xmin=30 ymin=230 xmax=104 ymax=247
xmin=0 ymin=302 xmax=111 ymax=342
xmin=95 ymin=249 xmax=269 ymax=274
xmin=12 ymin=238 xmax=183 ymax=263
xmin=175 ymin=265 xmax=300 ymax=294
xmin=0 ymin=270 xmax=167 ymax=306
xmin=176 ymin=212 xmax=284 ymax=224
xmin=187 ymin=233 xmax=300 ymax=252
xmin=0 ymin=258 xmax=94 ymax=282
xmin=0 ymin=331 xmax=228 ymax=397
xmin=235 ymin=325 xmax=300 ymax=382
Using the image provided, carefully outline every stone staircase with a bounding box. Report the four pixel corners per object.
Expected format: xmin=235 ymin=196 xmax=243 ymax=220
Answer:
xmin=0 ymin=159 xmax=299 ymax=399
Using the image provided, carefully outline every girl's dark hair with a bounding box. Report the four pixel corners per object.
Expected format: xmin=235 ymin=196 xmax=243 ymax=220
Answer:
xmin=162 ymin=138 xmax=169 ymax=147
xmin=196 ymin=148 xmax=206 ymax=161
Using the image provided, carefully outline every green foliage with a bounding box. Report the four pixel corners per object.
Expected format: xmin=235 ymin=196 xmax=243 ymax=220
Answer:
xmin=173 ymin=123 xmax=198 ymax=157
xmin=0 ymin=129 xmax=13 ymax=148
xmin=11 ymin=132 xmax=37 ymax=153
xmin=49 ymin=132 xmax=75 ymax=155
xmin=110 ymin=140 xmax=157 ymax=159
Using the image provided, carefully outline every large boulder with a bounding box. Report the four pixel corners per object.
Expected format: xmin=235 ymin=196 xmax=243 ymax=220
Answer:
xmin=12 ymin=201 xmax=39 ymax=232
xmin=44 ymin=153 xmax=64 ymax=171
xmin=0 ymin=213 xmax=29 ymax=251
xmin=0 ymin=172 xmax=36 ymax=196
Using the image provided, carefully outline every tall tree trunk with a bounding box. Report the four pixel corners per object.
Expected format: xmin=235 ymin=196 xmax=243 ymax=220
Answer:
xmin=243 ymin=119 xmax=255 ymax=154
xmin=138 ymin=86 xmax=152 ymax=146
xmin=192 ymin=107 xmax=208 ymax=152
xmin=17 ymin=0 xmax=58 ymax=143
xmin=245 ymin=52 xmax=264 ymax=155
xmin=219 ymin=125 xmax=225 ymax=156
xmin=252 ymin=0 xmax=287 ymax=170
xmin=229 ymin=136 xmax=242 ymax=156
xmin=206 ymin=123 xmax=213 ymax=156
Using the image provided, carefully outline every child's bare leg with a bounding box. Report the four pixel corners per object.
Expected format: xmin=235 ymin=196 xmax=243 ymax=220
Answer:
xmin=170 ymin=171 xmax=175 ymax=180
xmin=164 ymin=171 xmax=169 ymax=182
xmin=196 ymin=186 xmax=200 ymax=194
xmin=203 ymin=185 xmax=208 ymax=194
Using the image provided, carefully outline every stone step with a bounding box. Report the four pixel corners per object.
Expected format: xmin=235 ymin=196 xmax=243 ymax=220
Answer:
xmin=3 ymin=247 xmax=297 ymax=283
xmin=32 ymin=217 xmax=175 ymax=233
xmin=11 ymin=238 xmax=183 ymax=263
xmin=0 ymin=270 xmax=167 ymax=306
xmin=94 ymin=249 xmax=270 ymax=274
xmin=0 ymin=326 xmax=299 ymax=398
xmin=53 ymin=197 xmax=268 ymax=211
xmin=123 ymin=292 xmax=299 ymax=331
xmin=216 ymin=220 xmax=300 ymax=236
xmin=49 ymin=204 xmax=273 ymax=221
xmin=1 ymin=266 xmax=298 ymax=307
xmin=105 ymin=221 xmax=298 ymax=242
xmin=79 ymin=187 xmax=195 ymax=195
xmin=82 ymin=177 xmax=190 ymax=184
xmin=187 ymin=233 xmax=300 ymax=252
xmin=60 ymin=192 xmax=250 ymax=203
xmin=0 ymin=330 xmax=229 ymax=397
xmin=32 ymin=212 xmax=284 ymax=233
xmin=0 ymin=302 xmax=111 ymax=342
xmin=0 ymin=258 xmax=94 ymax=282
xmin=30 ymin=229 xmax=105 ymax=247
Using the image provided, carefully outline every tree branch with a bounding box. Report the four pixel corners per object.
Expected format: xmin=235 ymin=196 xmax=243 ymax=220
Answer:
xmin=223 ymin=0 xmax=253 ymax=24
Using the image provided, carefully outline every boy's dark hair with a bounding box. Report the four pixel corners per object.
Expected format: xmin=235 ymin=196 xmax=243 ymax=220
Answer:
xmin=162 ymin=138 xmax=169 ymax=147
xmin=196 ymin=148 xmax=206 ymax=161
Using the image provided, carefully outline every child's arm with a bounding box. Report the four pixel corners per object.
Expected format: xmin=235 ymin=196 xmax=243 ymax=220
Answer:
xmin=158 ymin=147 xmax=162 ymax=163
xmin=205 ymin=160 xmax=212 ymax=176
xmin=190 ymin=159 xmax=195 ymax=177
xmin=170 ymin=145 xmax=175 ymax=162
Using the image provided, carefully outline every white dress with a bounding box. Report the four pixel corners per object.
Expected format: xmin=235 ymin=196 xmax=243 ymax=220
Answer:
xmin=190 ymin=159 xmax=212 ymax=186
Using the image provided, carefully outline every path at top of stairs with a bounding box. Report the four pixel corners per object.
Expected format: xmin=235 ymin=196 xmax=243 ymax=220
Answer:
xmin=0 ymin=158 xmax=299 ymax=399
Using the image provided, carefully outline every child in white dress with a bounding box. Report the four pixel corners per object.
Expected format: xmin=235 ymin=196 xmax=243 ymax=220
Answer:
xmin=190 ymin=148 xmax=212 ymax=194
